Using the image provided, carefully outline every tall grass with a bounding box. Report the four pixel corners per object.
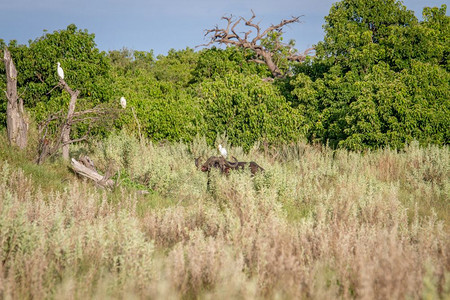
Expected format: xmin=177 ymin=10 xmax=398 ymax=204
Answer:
xmin=0 ymin=132 xmax=448 ymax=299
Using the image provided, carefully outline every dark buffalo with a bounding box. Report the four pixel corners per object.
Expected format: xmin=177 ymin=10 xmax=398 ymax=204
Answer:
xmin=195 ymin=156 xmax=264 ymax=175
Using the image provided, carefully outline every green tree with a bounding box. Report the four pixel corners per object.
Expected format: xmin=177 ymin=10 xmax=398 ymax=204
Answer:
xmin=293 ymin=61 xmax=449 ymax=150
xmin=292 ymin=1 xmax=449 ymax=150
xmin=111 ymin=50 xmax=203 ymax=142
xmin=108 ymin=48 xmax=155 ymax=75
xmin=3 ymin=24 xmax=113 ymax=126
xmin=315 ymin=0 xmax=418 ymax=73
xmin=314 ymin=0 xmax=449 ymax=73
xmin=153 ymin=48 xmax=198 ymax=86
xmin=198 ymin=73 xmax=303 ymax=150
xmin=421 ymin=5 xmax=449 ymax=70
xmin=192 ymin=47 xmax=271 ymax=82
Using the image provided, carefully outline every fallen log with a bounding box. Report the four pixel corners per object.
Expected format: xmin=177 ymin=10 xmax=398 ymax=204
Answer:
xmin=71 ymin=157 xmax=114 ymax=189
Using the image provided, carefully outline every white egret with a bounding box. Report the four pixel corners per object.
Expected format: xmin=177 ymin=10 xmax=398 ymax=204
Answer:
xmin=218 ymin=144 xmax=227 ymax=158
xmin=120 ymin=96 xmax=127 ymax=109
xmin=57 ymin=62 xmax=64 ymax=80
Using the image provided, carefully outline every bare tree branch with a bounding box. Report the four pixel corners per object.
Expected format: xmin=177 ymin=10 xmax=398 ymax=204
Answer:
xmin=200 ymin=11 xmax=312 ymax=78
xmin=36 ymin=80 xmax=119 ymax=164
xmin=287 ymin=47 xmax=316 ymax=62
xmin=36 ymin=104 xmax=117 ymax=164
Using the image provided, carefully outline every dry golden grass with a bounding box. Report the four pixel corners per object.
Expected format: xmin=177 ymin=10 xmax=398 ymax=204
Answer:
xmin=0 ymin=133 xmax=448 ymax=299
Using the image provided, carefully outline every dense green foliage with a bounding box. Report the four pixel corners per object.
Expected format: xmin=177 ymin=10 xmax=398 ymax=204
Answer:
xmin=295 ymin=1 xmax=449 ymax=149
xmin=109 ymin=48 xmax=203 ymax=142
xmin=198 ymin=73 xmax=303 ymax=148
xmin=1 ymin=25 xmax=113 ymax=123
xmin=192 ymin=47 xmax=271 ymax=81
xmin=109 ymin=47 xmax=299 ymax=149
xmin=1 ymin=1 xmax=449 ymax=151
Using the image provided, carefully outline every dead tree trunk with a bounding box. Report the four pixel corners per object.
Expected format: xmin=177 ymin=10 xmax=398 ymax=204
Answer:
xmin=3 ymin=47 xmax=29 ymax=149
xmin=59 ymin=79 xmax=80 ymax=160
xmin=36 ymin=98 xmax=117 ymax=165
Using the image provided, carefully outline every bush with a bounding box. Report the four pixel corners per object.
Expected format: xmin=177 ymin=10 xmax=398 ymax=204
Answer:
xmin=1 ymin=135 xmax=449 ymax=298
xmin=292 ymin=61 xmax=449 ymax=150
xmin=198 ymin=73 xmax=304 ymax=150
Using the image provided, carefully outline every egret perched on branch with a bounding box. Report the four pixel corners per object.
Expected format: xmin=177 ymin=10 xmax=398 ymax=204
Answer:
xmin=218 ymin=144 xmax=227 ymax=158
xmin=57 ymin=62 xmax=64 ymax=80
xmin=120 ymin=96 xmax=127 ymax=109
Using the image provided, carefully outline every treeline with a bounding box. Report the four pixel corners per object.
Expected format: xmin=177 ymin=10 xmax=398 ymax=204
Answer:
xmin=1 ymin=0 xmax=449 ymax=151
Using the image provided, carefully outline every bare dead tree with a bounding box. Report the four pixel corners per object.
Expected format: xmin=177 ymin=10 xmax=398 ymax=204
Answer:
xmin=3 ymin=47 xmax=29 ymax=149
xmin=58 ymin=78 xmax=80 ymax=160
xmin=201 ymin=10 xmax=315 ymax=78
xmin=36 ymin=103 xmax=117 ymax=164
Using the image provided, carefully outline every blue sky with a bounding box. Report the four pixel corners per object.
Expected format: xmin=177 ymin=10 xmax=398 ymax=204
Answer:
xmin=0 ymin=0 xmax=448 ymax=56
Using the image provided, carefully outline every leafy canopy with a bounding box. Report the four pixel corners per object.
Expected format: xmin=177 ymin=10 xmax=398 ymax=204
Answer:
xmin=293 ymin=1 xmax=449 ymax=150
xmin=2 ymin=24 xmax=113 ymax=124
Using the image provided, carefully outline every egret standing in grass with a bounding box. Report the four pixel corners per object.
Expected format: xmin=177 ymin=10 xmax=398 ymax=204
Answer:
xmin=120 ymin=96 xmax=127 ymax=109
xmin=218 ymin=144 xmax=227 ymax=158
xmin=57 ymin=62 xmax=64 ymax=80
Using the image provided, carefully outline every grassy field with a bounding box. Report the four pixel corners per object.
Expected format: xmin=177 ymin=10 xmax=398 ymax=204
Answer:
xmin=0 ymin=131 xmax=448 ymax=299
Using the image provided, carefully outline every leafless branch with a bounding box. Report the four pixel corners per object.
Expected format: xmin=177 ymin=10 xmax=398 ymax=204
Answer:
xmin=287 ymin=47 xmax=316 ymax=62
xmin=63 ymin=132 xmax=90 ymax=146
xmin=200 ymin=11 xmax=312 ymax=78
xmin=36 ymin=96 xmax=118 ymax=164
